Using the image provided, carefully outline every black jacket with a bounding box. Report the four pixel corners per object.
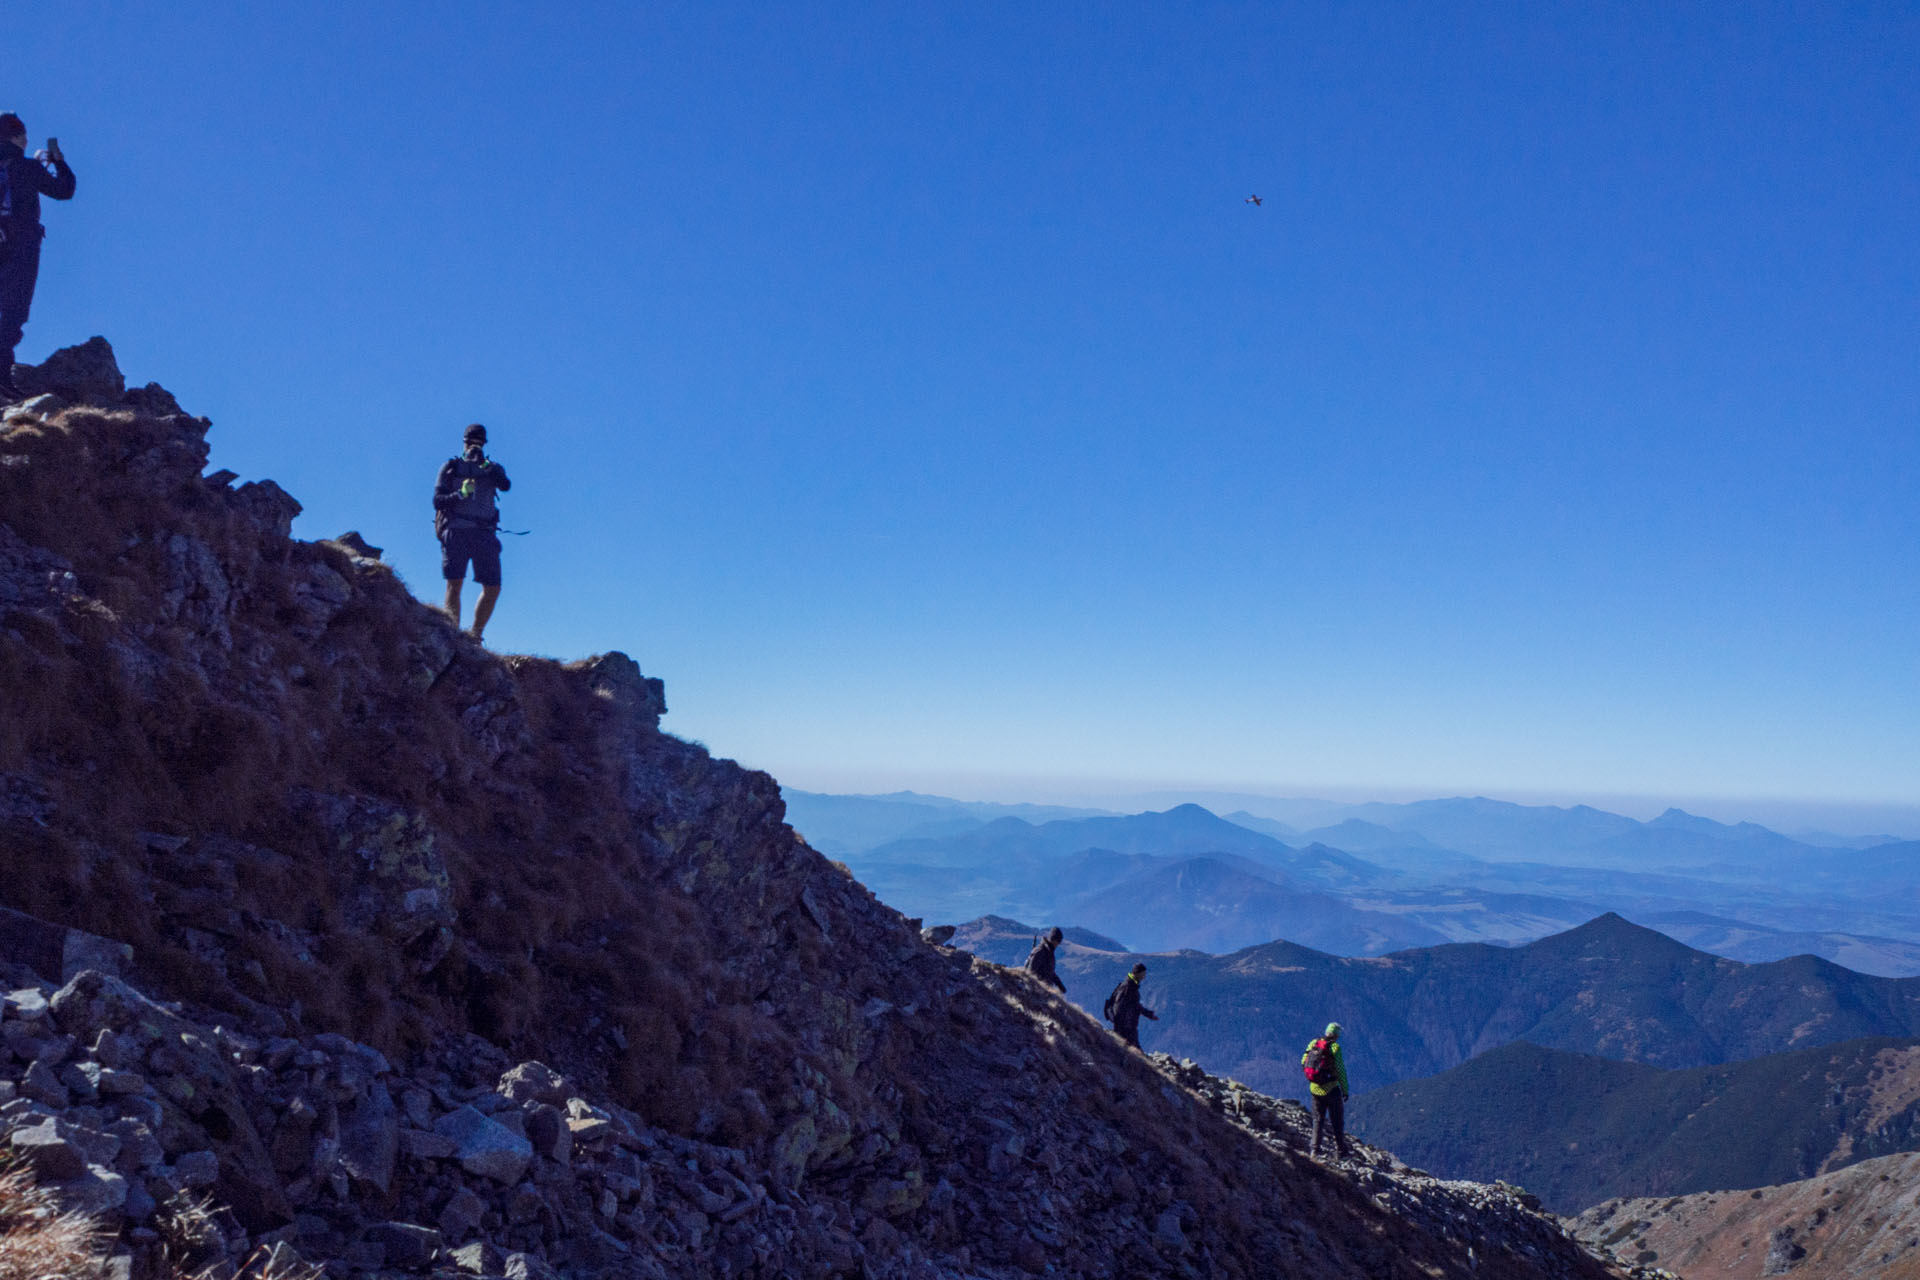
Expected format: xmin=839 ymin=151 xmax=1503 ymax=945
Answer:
xmin=1024 ymin=938 xmax=1065 ymax=991
xmin=0 ymin=142 xmax=76 ymax=233
xmin=1104 ymin=975 xmax=1153 ymax=1031
xmin=434 ymin=451 xmax=511 ymax=532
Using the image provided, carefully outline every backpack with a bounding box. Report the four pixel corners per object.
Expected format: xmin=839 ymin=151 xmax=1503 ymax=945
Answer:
xmin=435 ymin=455 xmax=499 ymax=539
xmin=1303 ymin=1038 xmax=1337 ymax=1086
xmin=1103 ymin=979 xmax=1128 ymax=1022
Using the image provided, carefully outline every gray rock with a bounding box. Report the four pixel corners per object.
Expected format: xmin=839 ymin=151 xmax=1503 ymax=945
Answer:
xmin=96 ymin=1067 xmax=148 ymax=1095
xmin=434 ymin=1104 xmax=533 ymax=1184
xmin=172 ymin=1149 xmax=219 ymax=1188
xmin=18 ymin=336 xmax=127 ymax=402
xmin=57 ymin=1060 xmax=98 ymax=1100
xmin=1764 ymin=1225 xmax=1807 ymax=1275
xmin=450 ymin=1239 xmax=503 ymax=1275
xmin=11 ymin=1117 xmax=87 ymax=1180
xmin=20 ymin=1059 xmax=69 ymax=1107
xmin=366 ymin=1220 xmax=443 ymax=1268
xmin=504 ymin=1252 xmax=562 ymax=1280
xmin=525 ymin=1103 xmax=571 ymax=1165
xmin=438 ymin=1185 xmax=487 ymax=1241
xmin=338 ymin=1084 xmax=399 ymax=1194
xmin=497 ymin=1061 xmax=570 ymax=1107
xmin=53 ymin=1164 xmax=128 ymax=1217
xmin=122 ymin=1176 xmax=157 ymax=1222
xmin=400 ymin=1127 xmax=459 ymax=1160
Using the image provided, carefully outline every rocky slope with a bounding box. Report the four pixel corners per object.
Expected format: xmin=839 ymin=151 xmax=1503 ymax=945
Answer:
xmin=1570 ymin=1151 xmax=1920 ymax=1279
xmin=1358 ymin=1038 xmax=1920 ymax=1212
xmin=0 ymin=339 xmax=1625 ymax=1278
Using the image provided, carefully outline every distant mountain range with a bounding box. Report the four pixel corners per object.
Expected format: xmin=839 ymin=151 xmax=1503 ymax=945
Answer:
xmin=789 ymin=788 xmax=1920 ymax=974
xmin=1039 ymin=914 xmax=1920 ymax=1097
xmin=1357 ymin=1037 xmax=1920 ymax=1212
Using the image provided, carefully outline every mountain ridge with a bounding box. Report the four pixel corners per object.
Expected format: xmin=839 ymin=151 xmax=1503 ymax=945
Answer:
xmin=0 ymin=340 xmax=1625 ymax=1278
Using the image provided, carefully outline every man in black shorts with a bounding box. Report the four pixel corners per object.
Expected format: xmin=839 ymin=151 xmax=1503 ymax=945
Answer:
xmin=433 ymin=423 xmax=511 ymax=641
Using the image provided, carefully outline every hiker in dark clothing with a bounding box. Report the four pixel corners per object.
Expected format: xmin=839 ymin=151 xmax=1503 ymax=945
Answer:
xmin=0 ymin=115 xmax=77 ymax=400
xmin=1301 ymin=1021 xmax=1353 ymax=1159
xmin=434 ymin=423 xmax=512 ymax=642
xmin=1025 ymin=927 xmax=1066 ymax=992
xmin=1103 ymin=962 xmax=1158 ymax=1050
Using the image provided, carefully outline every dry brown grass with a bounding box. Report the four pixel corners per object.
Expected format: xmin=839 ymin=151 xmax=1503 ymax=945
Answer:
xmin=0 ymin=1156 xmax=106 ymax=1280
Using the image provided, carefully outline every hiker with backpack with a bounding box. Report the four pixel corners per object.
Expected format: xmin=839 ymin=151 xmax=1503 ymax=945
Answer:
xmin=1103 ymin=962 xmax=1158 ymax=1050
xmin=1025 ymin=927 xmax=1067 ymax=992
xmin=434 ymin=423 xmax=512 ymax=641
xmin=1301 ymin=1022 xmax=1353 ymax=1159
xmin=0 ymin=114 xmax=77 ymax=401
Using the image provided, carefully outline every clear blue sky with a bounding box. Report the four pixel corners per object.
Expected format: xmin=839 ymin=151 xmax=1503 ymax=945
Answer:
xmin=18 ymin=2 xmax=1919 ymax=819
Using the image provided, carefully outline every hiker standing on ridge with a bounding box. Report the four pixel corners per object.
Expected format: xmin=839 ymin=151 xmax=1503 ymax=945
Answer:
xmin=0 ymin=115 xmax=77 ymax=401
xmin=1026 ymin=927 xmax=1067 ymax=992
xmin=1103 ymin=962 xmax=1159 ymax=1050
xmin=434 ymin=423 xmax=512 ymax=642
xmin=1302 ymin=1021 xmax=1353 ymax=1159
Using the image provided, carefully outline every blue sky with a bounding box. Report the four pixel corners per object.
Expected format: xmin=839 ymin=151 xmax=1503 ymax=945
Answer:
xmin=17 ymin=2 xmax=1919 ymax=821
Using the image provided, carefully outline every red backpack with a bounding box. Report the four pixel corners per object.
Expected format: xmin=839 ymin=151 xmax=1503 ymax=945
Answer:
xmin=1303 ymin=1038 xmax=1338 ymax=1086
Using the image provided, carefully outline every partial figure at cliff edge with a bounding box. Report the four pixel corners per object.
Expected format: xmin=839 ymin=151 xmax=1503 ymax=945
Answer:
xmin=0 ymin=113 xmax=77 ymax=401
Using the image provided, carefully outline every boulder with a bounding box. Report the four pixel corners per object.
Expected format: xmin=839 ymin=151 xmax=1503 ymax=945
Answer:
xmin=17 ymin=336 xmax=126 ymax=402
xmin=365 ymin=1221 xmax=443 ymax=1269
xmin=338 ymin=1084 xmax=399 ymax=1194
xmin=52 ymin=1165 xmax=129 ymax=1218
xmin=433 ymin=1105 xmax=533 ymax=1185
xmin=497 ymin=1061 xmax=571 ymax=1107
xmin=0 ymin=907 xmax=132 ymax=984
xmin=438 ymin=1185 xmax=487 ymax=1241
xmin=11 ymin=1118 xmax=87 ymax=1180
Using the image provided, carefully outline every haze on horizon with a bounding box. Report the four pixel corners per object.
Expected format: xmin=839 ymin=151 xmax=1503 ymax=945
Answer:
xmin=22 ymin=3 xmax=1918 ymax=812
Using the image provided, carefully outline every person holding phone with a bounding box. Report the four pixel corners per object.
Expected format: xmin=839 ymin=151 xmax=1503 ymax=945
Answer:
xmin=0 ymin=114 xmax=77 ymax=400
xmin=433 ymin=422 xmax=513 ymax=642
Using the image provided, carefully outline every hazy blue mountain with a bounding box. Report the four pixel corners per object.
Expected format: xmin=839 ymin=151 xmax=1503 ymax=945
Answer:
xmin=779 ymin=788 xmax=1110 ymax=857
xmin=1219 ymin=811 xmax=1303 ymax=841
xmin=1632 ymin=911 xmax=1920 ymax=977
xmin=1338 ymin=797 xmax=1643 ymax=862
xmin=1359 ymin=1037 xmax=1920 ymax=1213
xmin=1047 ymin=914 xmax=1920 ymax=1098
xmin=863 ymin=803 xmax=1303 ymax=869
xmin=1064 ymin=857 xmax=1448 ymax=955
xmin=1298 ymin=819 xmax=1439 ymax=852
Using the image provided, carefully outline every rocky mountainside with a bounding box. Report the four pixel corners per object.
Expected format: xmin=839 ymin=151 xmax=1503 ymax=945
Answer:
xmin=1040 ymin=913 xmax=1920 ymax=1097
xmin=1570 ymin=1150 xmax=1920 ymax=1279
xmin=0 ymin=339 xmax=1626 ymax=1278
xmin=1357 ymin=1038 xmax=1920 ymax=1212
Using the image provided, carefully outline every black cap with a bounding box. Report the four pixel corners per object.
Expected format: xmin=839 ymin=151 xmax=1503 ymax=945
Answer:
xmin=1047 ymin=927 xmax=1064 ymax=944
xmin=0 ymin=114 xmax=23 ymax=140
xmin=1131 ymin=962 xmax=1147 ymax=975
xmin=463 ymin=422 xmax=487 ymax=444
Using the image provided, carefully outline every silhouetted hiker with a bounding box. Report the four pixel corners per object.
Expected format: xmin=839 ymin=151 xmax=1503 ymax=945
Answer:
xmin=0 ymin=115 xmax=76 ymax=401
xmin=1103 ymin=962 xmax=1158 ymax=1050
xmin=1302 ymin=1021 xmax=1352 ymax=1159
xmin=1025 ymin=927 xmax=1066 ymax=992
xmin=434 ymin=423 xmax=511 ymax=641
